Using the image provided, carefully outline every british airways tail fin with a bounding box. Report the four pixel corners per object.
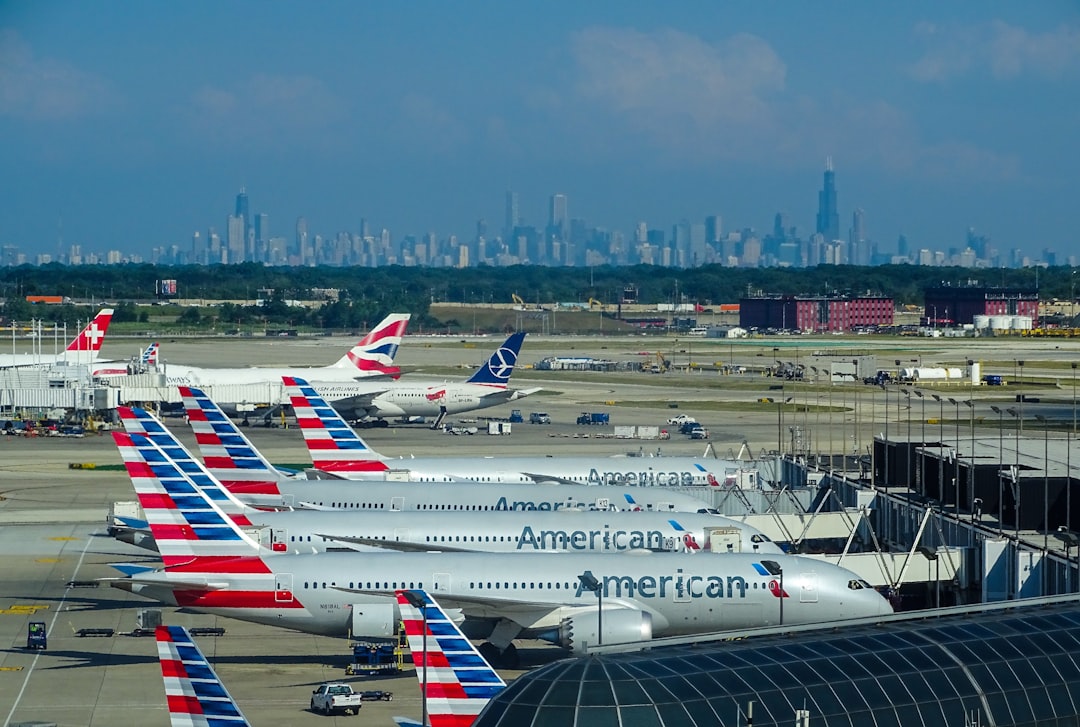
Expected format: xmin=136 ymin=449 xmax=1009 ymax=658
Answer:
xmin=284 ymin=376 xmax=389 ymax=474
xmin=180 ymin=386 xmax=291 ymax=500
xmin=156 ymin=624 xmax=252 ymax=727
xmin=328 ymin=313 xmax=411 ymax=378
xmin=64 ymin=308 xmax=113 ymax=356
xmin=117 ymin=406 xmax=255 ymax=526
xmin=464 ymin=332 xmax=526 ymax=387
xmin=395 ymin=589 xmax=506 ymax=727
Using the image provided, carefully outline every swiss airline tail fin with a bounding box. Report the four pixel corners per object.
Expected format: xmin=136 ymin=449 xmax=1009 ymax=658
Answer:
xmin=464 ymin=332 xmax=526 ymax=387
xmin=396 ymin=589 xmax=506 ymax=727
xmin=180 ymin=386 xmax=290 ymax=499
xmin=328 ymin=312 xmax=411 ymax=378
xmin=284 ymin=376 xmax=389 ymax=474
xmin=156 ymin=625 xmax=252 ymax=727
xmin=65 ymin=308 xmax=113 ymax=355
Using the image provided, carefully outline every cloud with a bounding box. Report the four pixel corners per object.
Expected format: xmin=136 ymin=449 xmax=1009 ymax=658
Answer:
xmin=909 ymin=20 xmax=1080 ymax=82
xmin=570 ymin=26 xmax=786 ymax=141
xmin=186 ymin=73 xmax=345 ymax=148
xmin=0 ymin=29 xmax=110 ymax=120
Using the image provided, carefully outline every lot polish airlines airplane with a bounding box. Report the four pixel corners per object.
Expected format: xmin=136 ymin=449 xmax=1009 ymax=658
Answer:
xmin=110 ymin=415 xmax=778 ymax=555
xmin=0 ymin=308 xmax=114 ymax=369
xmin=174 ymin=391 xmax=714 ymax=513
xmin=298 ymin=331 xmax=538 ymax=428
xmin=153 ymin=312 xmax=411 ymax=387
xmin=284 ymin=376 xmax=756 ymax=488
xmin=111 ymin=429 xmax=892 ymax=667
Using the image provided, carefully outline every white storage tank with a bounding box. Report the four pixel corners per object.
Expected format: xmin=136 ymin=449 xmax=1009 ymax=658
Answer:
xmin=1013 ymin=315 xmax=1033 ymax=330
xmin=973 ymin=314 xmax=990 ymax=330
xmin=990 ymin=315 xmax=1012 ymax=330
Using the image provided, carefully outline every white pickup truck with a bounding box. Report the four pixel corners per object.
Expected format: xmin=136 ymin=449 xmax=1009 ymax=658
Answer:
xmin=310 ymin=683 xmax=363 ymax=716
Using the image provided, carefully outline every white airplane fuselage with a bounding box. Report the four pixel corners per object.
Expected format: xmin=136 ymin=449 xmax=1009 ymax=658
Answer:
xmin=118 ymin=550 xmax=893 ymax=641
xmin=310 ymin=381 xmax=534 ymax=419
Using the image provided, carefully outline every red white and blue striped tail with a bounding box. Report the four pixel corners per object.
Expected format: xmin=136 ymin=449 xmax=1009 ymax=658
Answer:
xmin=112 ymin=429 xmax=265 ymax=569
xmin=329 ymin=312 xmax=411 ymax=378
xmin=157 ymin=624 xmax=251 ymax=727
xmin=180 ymin=387 xmax=288 ymax=500
xmin=117 ymin=406 xmax=254 ymax=526
xmin=284 ymin=376 xmax=389 ymax=474
xmin=396 ymin=589 xmax=506 ymax=727
xmin=141 ymin=341 xmax=160 ymax=365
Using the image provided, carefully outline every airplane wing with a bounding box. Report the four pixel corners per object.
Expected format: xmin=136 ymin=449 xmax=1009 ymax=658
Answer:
xmin=505 ymin=387 xmax=543 ymax=400
xmin=315 ymin=533 xmax=475 ymax=553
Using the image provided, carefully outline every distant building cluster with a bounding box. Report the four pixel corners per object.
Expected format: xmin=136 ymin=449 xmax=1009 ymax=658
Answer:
xmin=0 ymin=164 xmax=1071 ymax=269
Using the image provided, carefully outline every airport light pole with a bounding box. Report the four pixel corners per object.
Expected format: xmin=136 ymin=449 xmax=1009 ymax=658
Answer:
xmin=932 ymin=394 xmax=944 ymax=504
xmin=949 ymin=398 xmax=961 ymax=516
xmin=1072 ymin=362 xmax=1077 ymax=435
xmin=1008 ymin=407 xmax=1021 ymax=538
xmin=1018 ymin=360 xmax=1025 ymax=435
xmin=991 ymin=405 xmax=1005 ymax=535
xmin=917 ymin=545 xmax=940 ymax=608
xmin=578 ymin=572 xmax=603 ymax=646
xmin=1036 ymin=415 xmax=1050 ymax=556
xmin=964 ymin=400 xmax=975 ymax=517
xmin=915 ymin=390 xmax=926 ymax=497
xmin=402 ymin=590 xmax=429 ymax=727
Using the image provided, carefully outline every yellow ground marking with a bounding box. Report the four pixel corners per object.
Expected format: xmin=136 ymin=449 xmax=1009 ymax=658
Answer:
xmin=35 ymin=557 xmax=62 ymax=564
xmin=0 ymin=666 xmax=25 ymax=671
xmin=48 ymin=536 xmax=79 ymax=541
xmin=0 ymin=604 xmax=50 ymax=615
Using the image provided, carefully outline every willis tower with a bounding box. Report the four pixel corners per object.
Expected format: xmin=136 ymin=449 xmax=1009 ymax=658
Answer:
xmin=816 ymin=158 xmax=839 ymax=242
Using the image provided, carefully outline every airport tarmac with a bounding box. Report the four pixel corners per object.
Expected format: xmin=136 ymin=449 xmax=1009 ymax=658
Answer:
xmin=2 ymin=331 xmax=1080 ymax=726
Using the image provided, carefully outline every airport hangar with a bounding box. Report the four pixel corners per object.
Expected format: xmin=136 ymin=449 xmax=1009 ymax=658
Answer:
xmin=475 ymin=594 xmax=1080 ymax=727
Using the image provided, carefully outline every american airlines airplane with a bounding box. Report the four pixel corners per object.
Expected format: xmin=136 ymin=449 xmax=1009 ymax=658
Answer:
xmin=111 ymin=410 xmax=778 ymax=555
xmin=284 ymin=376 xmax=758 ymax=487
xmin=153 ymin=312 xmax=411 ymax=386
xmin=156 ymin=625 xmax=252 ymax=727
xmin=304 ymin=331 xmax=539 ymax=428
xmin=174 ymin=392 xmax=716 ymax=513
xmin=0 ymin=308 xmax=113 ymax=369
xmin=111 ymin=429 xmax=893 ymax=667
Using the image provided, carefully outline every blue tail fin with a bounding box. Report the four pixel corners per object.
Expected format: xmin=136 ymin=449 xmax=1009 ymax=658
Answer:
xmin=465 ymin=332 xmax=526 ymax=387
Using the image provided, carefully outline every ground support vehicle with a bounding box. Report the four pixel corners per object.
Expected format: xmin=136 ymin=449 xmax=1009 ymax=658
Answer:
xmin=310 ymin=683 xmax=363 ymax=716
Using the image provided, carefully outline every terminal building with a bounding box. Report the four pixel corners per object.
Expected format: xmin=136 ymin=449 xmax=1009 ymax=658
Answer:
xmin=923 ymin=284 xmax=1039 ymax=328
xmin=739 ymin=294 xmax=893 ymax=333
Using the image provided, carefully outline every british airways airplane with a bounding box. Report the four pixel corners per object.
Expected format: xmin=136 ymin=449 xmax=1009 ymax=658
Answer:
xmin=174 ymin=392 xmax=714 ymax=514
xmin=112 ymin=407 xmax=778 ymax=555
xmin=0 ymin=308 xmax=114 ymax=369
xmin=111 ymin=429 xmax=892 ymax=668
xmin=284 ymin=376 xmax=757 ymax=488
xmin=153 ymin=312 xmax=411 ymax=386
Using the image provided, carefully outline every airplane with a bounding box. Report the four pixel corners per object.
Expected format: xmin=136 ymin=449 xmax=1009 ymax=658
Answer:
xmin=395 ymin=589 xmax=505 ymax=727
xmin=116 ymin=401 xmax=734 ymax=537
xmin=285 ymin=376 xmax=757 ymax=487
xmin=295 ymin=331 xmax=538 ymax=429
xmin=150 ymin=312 xmax=411 ymax=387
xmin=111 ymin=428 xmax=893 ymax=668
xmin=0 ymin=308 xmax=114 ymax=369
xmin=92 ymin=340 xmax=161 ymax=377
xmin=111 ymin=408 xmax=779 ymax=555
xmin=156 ymin=624 xmax=252 ymax=727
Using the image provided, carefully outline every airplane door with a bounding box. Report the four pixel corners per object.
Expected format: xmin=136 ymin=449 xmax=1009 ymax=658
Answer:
xmin=594 ymin=498 xmax=612 ymax=511
xmin=393 ymin=528 xmax=410 ymax=543
xmin=706 ymin=526 xmax=741 ymax=553
xmin=432 ymin=572 xmax=451 ymax=593
xmin=275 ymin=573 xmax=294 ymax=603
xmin=799 ymin=573 xmax=819 ymax=604
xmin=673 ymin=572 xmax=692 ymax=603
xmin=390 ymin=496 xmax=405 ymax=511
xmin=271 ymin=528 xmax=288 ymax=552
xmin=281 ymin=494 xmax=295 ymax=507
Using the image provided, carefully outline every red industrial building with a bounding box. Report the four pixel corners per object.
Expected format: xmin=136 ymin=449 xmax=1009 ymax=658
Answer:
xmin=739 ymin=295 xmax=894 ymax=333
xmin=922 ymin=285 xmax=1038 ymax=327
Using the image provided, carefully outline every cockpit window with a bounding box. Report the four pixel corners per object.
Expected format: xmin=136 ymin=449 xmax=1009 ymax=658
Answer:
xmin=750 ymin=534 xmax=772 ymax=543
xmin=848 ymin=579 xmax=874 ymax=590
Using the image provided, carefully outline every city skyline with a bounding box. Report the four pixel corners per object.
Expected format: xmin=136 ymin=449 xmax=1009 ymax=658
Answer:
xmin=1 ymin=3 xmax=1078 ymax=261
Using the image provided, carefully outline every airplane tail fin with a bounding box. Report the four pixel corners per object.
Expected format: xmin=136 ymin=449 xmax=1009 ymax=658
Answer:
xmin=284 ymin=376 xmax=389 ymax=474
xmin=180 ymin=386 xmax=289 ymax=499
xmin=395 ymin=589 xmax=506 ymax=727
xmin=117 ymin=406 xmax=256 ymax=526
xmin=464 ymin=332 xmax=526 ymax=387
xmin=113 ymin=425 xmax=265 ymax=572
xmin=65 ymin=308 xmax=114 ymax=355
xmin=328 ymin=313 xmax=411 ymax=378
xmin=141 ymin=341 xmax=159 ymax=365
xmin=156 ymin=625 xmax=252 ymax=727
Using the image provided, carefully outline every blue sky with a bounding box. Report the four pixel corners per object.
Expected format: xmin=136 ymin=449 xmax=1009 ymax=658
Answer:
xmin=1 ymin=1 xmax=1078 ymax=261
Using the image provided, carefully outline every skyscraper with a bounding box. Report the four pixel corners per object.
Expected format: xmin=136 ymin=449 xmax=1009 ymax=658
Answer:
xmin=548 ymin=194 xmax=568 ymax=239
xmin=504 ymin=191 xmax=519 ymax=239
xmin=816 ymin=158 xmax=840 ymax=242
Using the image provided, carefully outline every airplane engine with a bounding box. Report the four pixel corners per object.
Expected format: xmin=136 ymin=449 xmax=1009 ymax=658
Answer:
xmin=548 ymin=609 xmax=653 ymax=654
